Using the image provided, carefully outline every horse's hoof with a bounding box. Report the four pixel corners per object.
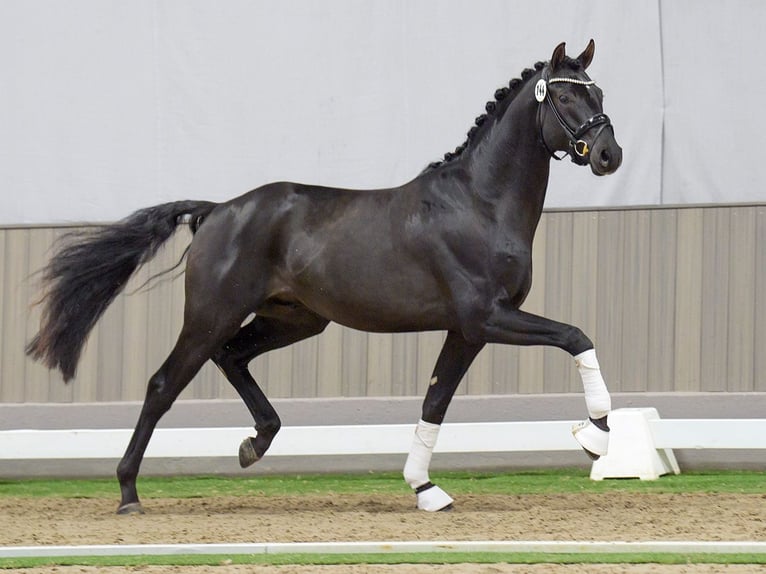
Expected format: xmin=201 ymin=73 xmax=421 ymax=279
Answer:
xmin=238 ymin=436 xmax=261 ymax=468
xmin=116 ymin=502 xmax=144 ymax=515
xmin=571 ymin=418 xmax=609 ymax=459
xmin=415 ymin=483 xmax=454 ymax=512
xmin=581 ymin=447 xmax=601 ymax=461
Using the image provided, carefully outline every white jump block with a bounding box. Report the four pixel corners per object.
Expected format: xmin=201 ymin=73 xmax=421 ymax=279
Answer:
xmin=590 ymin=407 xmax=680 ymax=481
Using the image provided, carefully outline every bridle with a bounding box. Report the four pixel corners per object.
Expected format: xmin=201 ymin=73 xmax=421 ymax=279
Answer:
xmin=535 ymin=67 xmax=612 ymax=165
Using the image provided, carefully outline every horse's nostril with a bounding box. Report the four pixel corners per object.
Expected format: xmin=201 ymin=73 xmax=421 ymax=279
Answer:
xmin=599 ymin=149 xmax=611 ymax=167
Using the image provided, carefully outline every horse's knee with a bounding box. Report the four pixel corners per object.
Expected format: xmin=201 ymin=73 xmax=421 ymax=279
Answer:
xmin=562 ymin=325 xmax=593 ymax=356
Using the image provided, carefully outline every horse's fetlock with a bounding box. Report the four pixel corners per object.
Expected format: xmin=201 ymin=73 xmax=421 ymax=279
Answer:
xmin=257 ymin=416 xmax=281 ymax=437
xmin=116 ymin=462 xmax=134 ymax=484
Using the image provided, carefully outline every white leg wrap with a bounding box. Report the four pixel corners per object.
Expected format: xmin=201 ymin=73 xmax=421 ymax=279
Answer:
xmin=403 ymin=419 xmax=454 ymax=511
xmin=574 ymin=349 xmax=611 ymax=419
xmin=403 ymin=419 xmax=439 ymax=489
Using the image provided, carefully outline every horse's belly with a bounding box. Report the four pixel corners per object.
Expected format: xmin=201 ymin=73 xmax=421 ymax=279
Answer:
xmin=291 ymin=268 xmax=452 ymax=333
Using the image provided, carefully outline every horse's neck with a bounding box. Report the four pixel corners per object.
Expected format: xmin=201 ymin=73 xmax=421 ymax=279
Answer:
xmin=465 ymin=98 xmax=551 ymax=238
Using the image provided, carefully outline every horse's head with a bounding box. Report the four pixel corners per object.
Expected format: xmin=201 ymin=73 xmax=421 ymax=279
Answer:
xmin=536 ymin=40 xmax=622 ymax=176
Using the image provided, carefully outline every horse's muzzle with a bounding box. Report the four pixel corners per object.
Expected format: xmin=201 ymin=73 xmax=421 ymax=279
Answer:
xmin=589 ymin=130 xmax=622 ymax=176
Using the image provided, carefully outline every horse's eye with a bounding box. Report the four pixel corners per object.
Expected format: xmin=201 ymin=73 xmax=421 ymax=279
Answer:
xmin=558 ymin=94 xmax=570 ymax=104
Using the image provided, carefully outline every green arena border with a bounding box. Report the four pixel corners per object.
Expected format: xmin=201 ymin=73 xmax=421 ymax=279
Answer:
xmin=1 ymin=551 xmax=766 ymax=569
xmin=1 ymin=540 xmax=765 ymax=568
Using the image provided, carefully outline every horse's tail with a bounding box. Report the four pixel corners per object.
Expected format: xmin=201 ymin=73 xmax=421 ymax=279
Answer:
xmin=26 ymin=199 xmax=217 ymax=381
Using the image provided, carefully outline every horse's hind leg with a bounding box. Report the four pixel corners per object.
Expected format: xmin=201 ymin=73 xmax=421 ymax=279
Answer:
xmin=404 ymin=331 xmax=484 ymax=511
xmin=212 ymin=312 xmax=329 ymax=467
xmin=116 ymin=318 xmax=242 ymax=514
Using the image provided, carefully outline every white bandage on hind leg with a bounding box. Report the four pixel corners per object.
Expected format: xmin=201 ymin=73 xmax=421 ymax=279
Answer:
xmin=574 ymin=349 xmax=611 ymax=419
xmin=403 ymin=419 xmax=440 ymax=489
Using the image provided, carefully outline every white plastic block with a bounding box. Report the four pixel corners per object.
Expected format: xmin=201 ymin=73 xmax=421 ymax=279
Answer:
xmin=590 ymin=407 xmax=680 ymax=481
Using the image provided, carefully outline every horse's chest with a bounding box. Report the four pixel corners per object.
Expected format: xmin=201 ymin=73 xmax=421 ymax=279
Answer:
xmin=487 ymin=240 xmax=533 ymax=295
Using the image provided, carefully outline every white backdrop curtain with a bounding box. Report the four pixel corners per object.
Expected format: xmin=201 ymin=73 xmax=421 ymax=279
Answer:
xmin=0 ymin=0 xmax=763 ymax=224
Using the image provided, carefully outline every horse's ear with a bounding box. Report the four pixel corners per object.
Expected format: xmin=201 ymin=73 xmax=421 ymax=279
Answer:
xmin=550 ymin=42 xmax=567 ymax=70
xmin=577 ymin=39 xmax=595 ymax=70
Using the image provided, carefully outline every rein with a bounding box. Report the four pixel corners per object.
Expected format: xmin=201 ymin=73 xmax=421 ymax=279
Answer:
xmin=535 ymin=68 xmax=612 ymax=164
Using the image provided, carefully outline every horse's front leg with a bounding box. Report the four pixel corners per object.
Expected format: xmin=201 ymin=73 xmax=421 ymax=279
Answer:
xmin=404 ymin=331 xmax=484 ymax=511
xmin=477 ymin=305 xmax=611 ymax=459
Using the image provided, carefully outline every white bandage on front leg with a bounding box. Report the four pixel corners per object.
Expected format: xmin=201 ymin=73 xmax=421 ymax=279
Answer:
xmin=403 ymin=419 xmax=440 ymax=489
xmin=403 ymin=419 xmax=454 ymax=511
xmin=574 ymin=349 xmax=611 ymax=419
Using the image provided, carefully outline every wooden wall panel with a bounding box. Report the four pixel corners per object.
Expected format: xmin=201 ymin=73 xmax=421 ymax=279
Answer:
xmin=756 ymin=207 xmax=766 ymax=392
xmin=673 ymin=208 xmax=703 ymax=391
xmin=2 ymin=230 xmax=30 ymax=402
xmin=542 ymin=212 xmax=574 ymax=395
xmin=726 ymin=208 xmax=756 ymax=392
xmin=620 ymin=210 xmax=651 ymax=392
xmin=569 ymin=211 xmax=600 ymax=391
xmin=700 ymin=209 xmax=730 ymax=391
xmin=366 ymin=333 xmax=394 ymax=397
xmin=3 ymin=204 xmax=764 ymax=404
xmin=595 ymin=211 xmax=625 ymax=388
xmin=647 ymin=210 xmax=677 ymax=392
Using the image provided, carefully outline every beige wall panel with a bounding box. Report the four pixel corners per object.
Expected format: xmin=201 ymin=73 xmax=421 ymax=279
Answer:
xmin=673 ymin=208 xmax=703 ymax=391
xmin=489 ymin=343 xmax=520 ymax=396
xmin=595 ymin=211 xmax=625 ymax=388
xmin=5 ymin=204 xmax=765 ymax=404
xmin=647 ymin=210 xmax=677 ymax=391
xmin=96 ymin=293 xmax=126 ymax=401
xmin=197 ymin=362 xmax=229 ymax=400
xmin=2 ymin=230 xmax=30 ymax=402
xmin=542 ymin=212 xmax=574 ymax=394
xmin=0 ymin=230 xmax=6 ymax=399
xmin=291 ymin=335 xmax=319 ymax=397
xmin=366 ymin=332 xmax=394 ymax=397
xmin=316 ymin=322 xmax=343 ymax=397
xmin=570 ymin=211 xmax=600 ymax=389
xmin=340 ymin=328 xmax=367 ymax=397
xmin=756 ymin=207 xmax=766 ymax=392
xmin=262 ymin=347 xmax=293 ymax=398
xmin=120 ymin=255 xmax=150 ymax=401
xmin=700 ymin=209 xmax=730 ymax=391
xmin=726 ymin=208 xmax=756 ymax=392
xmin=464 ymin=337 xmax=490 ymax=396
xmin=391 ymin=332 xmax=418 ymax=396
xmin=620 ymin=210 xmax=651 ymax=392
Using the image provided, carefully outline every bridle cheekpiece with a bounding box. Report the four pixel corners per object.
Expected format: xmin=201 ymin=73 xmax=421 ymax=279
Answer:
xmin=535 ymin=67 xmax=612 ymax=164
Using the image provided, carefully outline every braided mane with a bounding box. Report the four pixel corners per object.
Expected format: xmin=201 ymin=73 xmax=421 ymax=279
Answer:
xmin=424 ymin=56 xmax=583 ymax=171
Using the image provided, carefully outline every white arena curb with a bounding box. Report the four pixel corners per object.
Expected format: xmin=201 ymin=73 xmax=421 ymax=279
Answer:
xmin=1 ymin=540 xmax=765 ymax=559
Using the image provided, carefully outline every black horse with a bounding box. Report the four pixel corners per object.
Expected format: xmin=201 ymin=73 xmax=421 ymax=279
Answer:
xmin=28 ymin=41 xmax=622 ymax=513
